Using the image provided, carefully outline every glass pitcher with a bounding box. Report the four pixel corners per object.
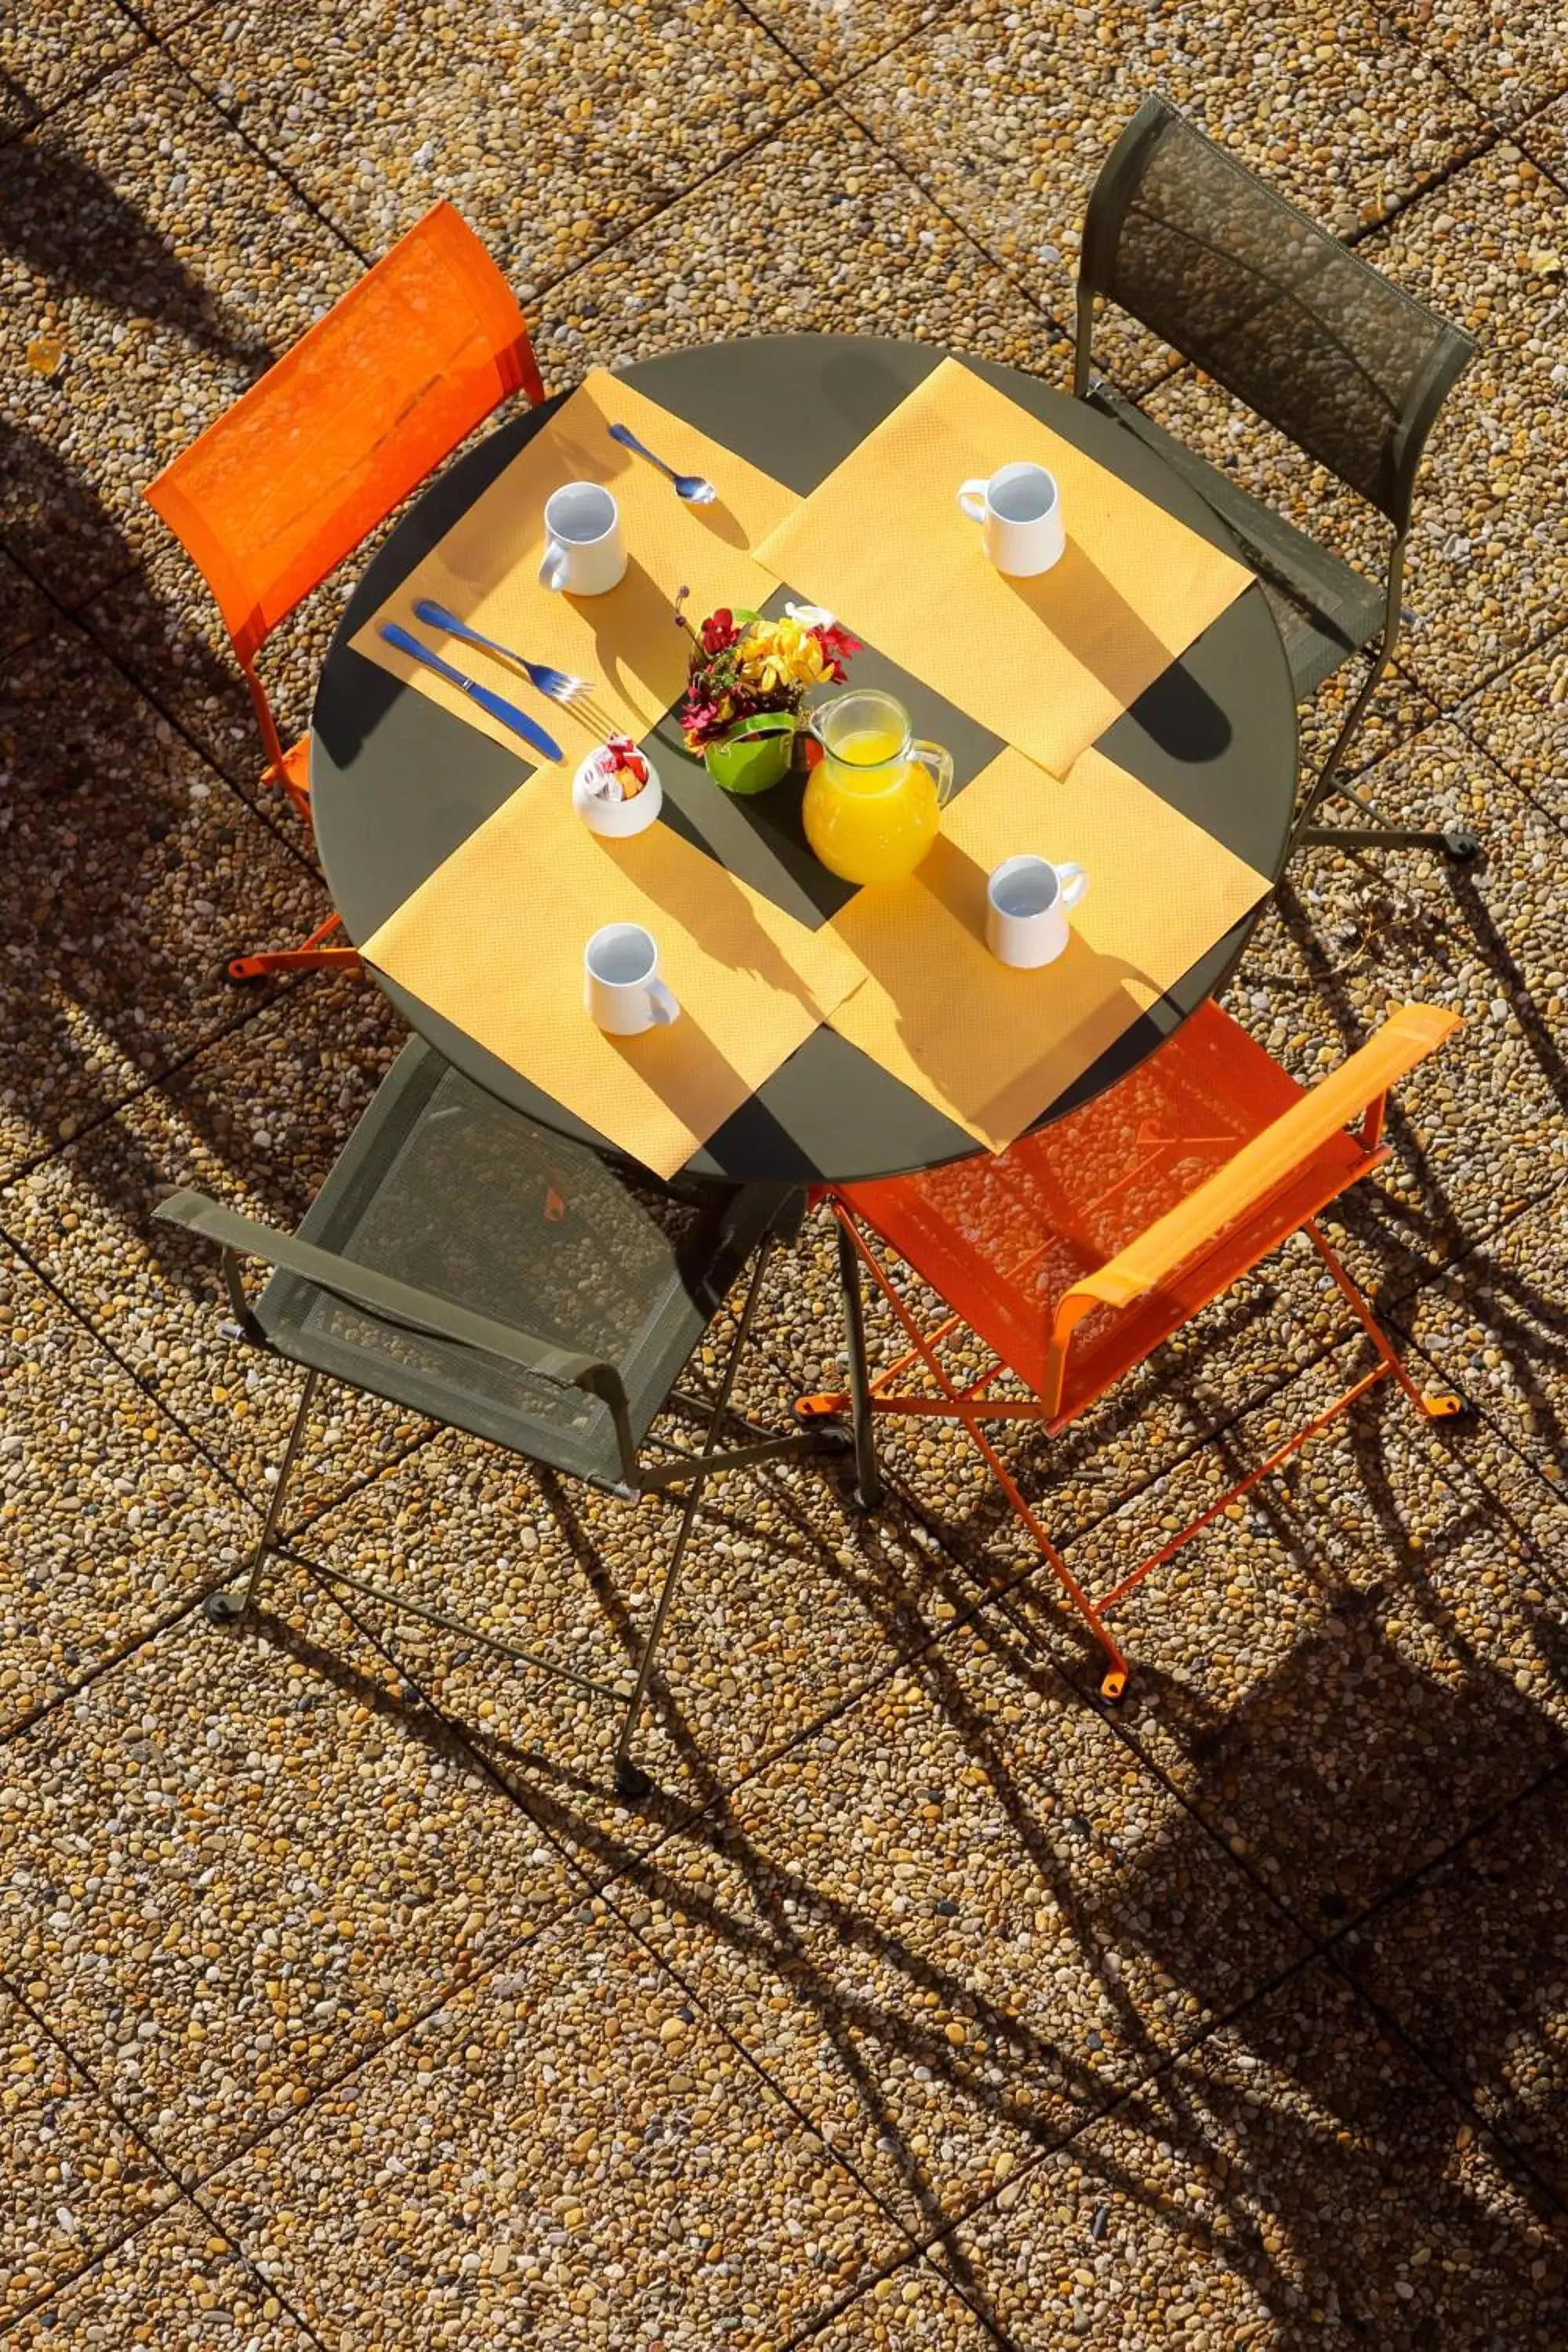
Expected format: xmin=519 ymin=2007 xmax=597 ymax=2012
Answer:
xmin=802 ymin=689 xmax=954 ymax=886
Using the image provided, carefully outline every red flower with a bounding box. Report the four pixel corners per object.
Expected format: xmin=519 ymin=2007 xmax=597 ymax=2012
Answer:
xmin=810 ymin=620 xmax=861 ymax=682
xmin=701 ymin=608 xmax=739 ymax=656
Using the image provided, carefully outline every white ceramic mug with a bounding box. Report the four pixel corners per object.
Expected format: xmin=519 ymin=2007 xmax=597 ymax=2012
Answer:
xmin=985 ymin=855 xmax=1089 ymax=968
xmin=584 ymin=922 xmax=680 ymax=1035
xmin=957 ymin=463 xmax=1065 ymax=577
xmin=539 ymin=482 xmax=627 ymax=595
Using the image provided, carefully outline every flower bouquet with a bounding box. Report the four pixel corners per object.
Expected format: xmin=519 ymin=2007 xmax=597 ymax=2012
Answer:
xmin=674 ymin=591 xmax=859 ymax=795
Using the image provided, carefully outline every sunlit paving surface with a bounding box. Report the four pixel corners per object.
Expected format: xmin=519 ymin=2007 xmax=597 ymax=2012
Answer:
xmin=3 ymin=1 xmax=1567 ymax=2343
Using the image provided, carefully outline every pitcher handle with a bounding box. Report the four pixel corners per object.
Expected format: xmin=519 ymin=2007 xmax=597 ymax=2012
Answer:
xmin=957 ymin=478 xmax=989 ymax=524
xmin=1056 ymin=861 xmax=1090 ymax=909
xmin=912 ymin=739 xmax=956 ymax=808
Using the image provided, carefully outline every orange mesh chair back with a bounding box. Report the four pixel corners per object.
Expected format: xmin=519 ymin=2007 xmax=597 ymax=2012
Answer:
xmin=145 ymin=198 xmax=543 ymax=861
xmin=808 ymin=1000 xmax=1461 ymax=1698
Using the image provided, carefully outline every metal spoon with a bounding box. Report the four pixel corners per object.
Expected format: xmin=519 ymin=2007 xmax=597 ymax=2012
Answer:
xmin=607 ymin=421 xmax=717 ymax=505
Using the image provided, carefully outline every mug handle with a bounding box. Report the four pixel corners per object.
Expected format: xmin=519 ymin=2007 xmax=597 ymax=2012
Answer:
xmin=538 ymin=539 xmax=568 ymax=592
xmin=912 ymin=739 xmax=956 ymax=808
xmin=956 ymin=478 xmax=989 ymax=524
xmin=1056 ymin=861 xmax=1090 ymax=909
xmin=646 ymin=978 xmax=681 ymax=1028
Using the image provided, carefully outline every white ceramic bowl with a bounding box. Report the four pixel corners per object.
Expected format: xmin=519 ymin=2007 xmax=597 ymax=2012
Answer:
xmin=572 ymin=750 xmax=662 ymax=837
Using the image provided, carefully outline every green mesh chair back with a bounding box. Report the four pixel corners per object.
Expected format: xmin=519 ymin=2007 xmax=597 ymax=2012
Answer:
xmin=1077 ymin=94 xmax=1473 ymax=532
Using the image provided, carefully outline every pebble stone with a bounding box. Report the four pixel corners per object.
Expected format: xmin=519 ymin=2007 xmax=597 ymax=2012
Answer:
xmin=1517 ymin=89 xmax=1568 ymax=183
xmin=201 ymin=1907 xmax=899 ymax=2349
xmin=3 ymin=2196 xmax=315 ymax=2350
xmin=933 ymin=1955 xmax=1568 ymax=2346
xmin=0 ymin=1563 xmax=575 ymax=2181
xmin=0 ymin=1988 xmax=175 ymax=2324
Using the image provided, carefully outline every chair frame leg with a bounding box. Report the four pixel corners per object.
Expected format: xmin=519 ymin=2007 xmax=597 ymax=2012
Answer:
xmin=1290 ymin=535 xmax=1479 ymax=865
xmin=834 ymin=1212 xmax=884 ymax=1512
xmin=227 ymin=911 xmax=363 ymax=984
xmin=208 ymin=1367 xmax=321 ymax=1627
xmin=230 ymin=1234 xmax=836 ymax=1800
xmin=800 ymin=1207 xmax=1463 ymax=1698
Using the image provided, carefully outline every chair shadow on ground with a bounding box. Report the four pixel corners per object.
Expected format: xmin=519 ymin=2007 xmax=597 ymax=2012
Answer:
xmin=238 ymin=1318 xmax=1568 ymax=2343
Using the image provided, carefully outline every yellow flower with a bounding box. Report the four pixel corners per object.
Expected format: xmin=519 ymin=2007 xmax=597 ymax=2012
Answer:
xmin=740 ymin=616 xmax=831 ymax=694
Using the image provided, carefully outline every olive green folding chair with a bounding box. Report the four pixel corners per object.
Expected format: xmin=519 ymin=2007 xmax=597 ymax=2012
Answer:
xmin=1075 ymin=93 xmax=1478 ymax=862
xmin=156 ymin=1040 xmax=838 ymax=1798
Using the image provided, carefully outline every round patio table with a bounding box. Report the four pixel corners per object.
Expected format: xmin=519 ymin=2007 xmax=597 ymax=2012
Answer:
xmin=311 ymin=335 xmax=1298 ymax=1187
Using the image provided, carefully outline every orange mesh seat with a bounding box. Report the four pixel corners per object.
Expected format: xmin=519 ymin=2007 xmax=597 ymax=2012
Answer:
xmin=807 ymin=999 xmax=1463 ymax=1698
xmin=143 ymin=200 xmax=544 ymax=979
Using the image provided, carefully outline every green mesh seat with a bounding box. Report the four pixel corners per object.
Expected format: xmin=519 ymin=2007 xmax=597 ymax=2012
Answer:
xmin=156 ymin=1039 xmax=833 ymax=1797
xmin=1075 ymin=95 xmax=1476 ymax=861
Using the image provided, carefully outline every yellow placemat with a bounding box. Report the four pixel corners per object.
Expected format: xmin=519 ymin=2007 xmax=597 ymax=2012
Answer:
xmin=755 ymin=358 xmax=1253 ymax=779
xmin=354 ymin=368 xmax=796 ymax=774
xmin=827 ymin=747 xmax=1270 ymax=1152
xmin=361 ymin=779 xmax=865 ymax=1181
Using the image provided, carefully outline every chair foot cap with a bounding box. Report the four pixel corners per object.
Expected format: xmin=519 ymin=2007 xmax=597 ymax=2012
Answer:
xmin=615 ymin=1759 xmax=653 ymax=1802
xmin=204 ymin=1590 xmax=246 ymax=1625
xmin=1421 ymin=1391 xmax=1468 ymax=1420
xmin=1100 ymin=1668 xmax=1129 ymax=1703
xmin=223 ymin=953 xmax=270 ymax=985
xmin=1442 ymin=826 xmax=1481 ymax=864
xmin=795 ymin=1392 xmax=849 ymax=1423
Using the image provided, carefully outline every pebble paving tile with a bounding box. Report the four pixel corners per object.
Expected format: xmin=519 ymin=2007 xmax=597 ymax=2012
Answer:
xmin=3 ymin=2195 xmax=321 ymax=2348
xmin=0 ymin=1243 xmax=255 ymax=1733
xmin=6 ymin=4 xmax=1568 ymax=2347
xmin=1380 ymin=0 xmax=1568 ymax=123
xmin=1457 ymin=629 xmax=1568 ymax=829
xmin=0 ymin=46 xmax=360 ymax=608
xmin=1392 ymin=1185 xmax=1568 ymax=1502
xmin=1 ymin=1987 xmax=176 ymax=2326
xmin=0 ymin=3 xmax=143 ymax=131
xmin=5 ymin=987 xmax=421 ymax=1509
xmin=811 ymin=2259 xmax=1004 ymax=2347
xmin=930 ymin=1954 xmax=1568 ymax=2345
xmin=1341 ymin=1764 xmax=1568 ymax=2205
xmin=848 ymin=0 xmax=1490 ymax=375
xmin=1007 ymin=1341 xmax=1568 ymax=1922
xmin=201 ymin=1907 xmax=906 ymax=2350
xmin=165 ymin=0 xmax=819 ymax=296
xmin=619 ymin=1613 xmax=1305 ymax=2231
xmin=0 ymin=557 xmax=328 ymax=1181
xmin=0 ymin=1563 xmax=578 ymax=2183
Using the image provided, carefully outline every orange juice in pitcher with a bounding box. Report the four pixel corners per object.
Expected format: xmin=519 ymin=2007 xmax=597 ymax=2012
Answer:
xmin=802 ymin=690 xmax=954 ymax=885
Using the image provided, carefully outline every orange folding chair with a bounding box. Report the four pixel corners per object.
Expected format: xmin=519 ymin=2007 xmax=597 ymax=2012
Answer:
xmin=144 ymin=200 xmax=545 ymax=981
xmin=799 ymin=1000 xmax=1463 ymax=1698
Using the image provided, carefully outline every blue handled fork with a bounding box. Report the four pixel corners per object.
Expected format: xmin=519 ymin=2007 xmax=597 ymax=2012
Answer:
xmin=380 ymin=625 xmax=563 ymax=762
xmin=411 ymin=599 xmax=589 ymax=705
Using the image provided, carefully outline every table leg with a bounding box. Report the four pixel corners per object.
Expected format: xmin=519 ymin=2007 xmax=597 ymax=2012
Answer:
xmin=835 ymin=1212 xmax=884 ymax=1512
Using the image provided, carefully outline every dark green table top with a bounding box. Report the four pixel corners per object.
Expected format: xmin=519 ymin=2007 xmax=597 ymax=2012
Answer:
xmin=312 ymin=335 xmax=1297 ymax=1185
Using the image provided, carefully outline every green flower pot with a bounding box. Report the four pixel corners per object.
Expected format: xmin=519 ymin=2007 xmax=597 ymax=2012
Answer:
xmin=703 ymin=716 xmax=795 ymax=797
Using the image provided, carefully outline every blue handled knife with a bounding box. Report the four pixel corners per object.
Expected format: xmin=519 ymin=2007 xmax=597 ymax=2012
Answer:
xmin=379 ymin=622 xmax=564 ymax=763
